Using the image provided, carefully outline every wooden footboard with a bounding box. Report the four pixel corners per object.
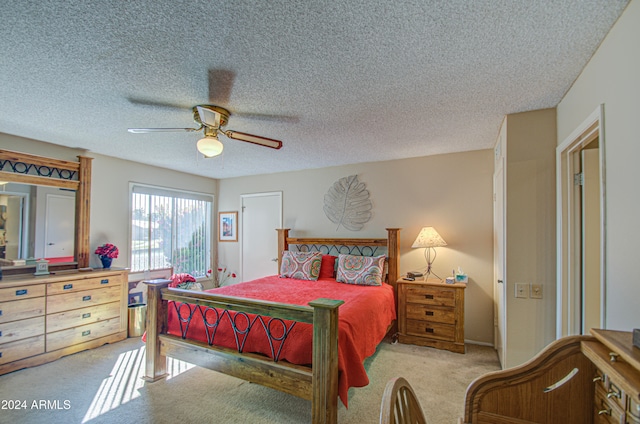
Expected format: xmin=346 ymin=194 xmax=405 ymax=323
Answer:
xmin=143 ymin=279 xmax=343 ymax=424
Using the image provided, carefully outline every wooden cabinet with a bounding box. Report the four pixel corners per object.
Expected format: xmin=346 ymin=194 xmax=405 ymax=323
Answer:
xmin=0 ymin=269 xmax=128 ymax=375
xmin=461 ymin=329 xmax=640 ymax=424
xmin=397 ymin=279 xmax=465 ymax=354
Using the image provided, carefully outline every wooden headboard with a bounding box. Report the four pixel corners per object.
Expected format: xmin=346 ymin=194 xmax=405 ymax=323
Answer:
xmin=276 ymin=228 xmax=401 ymax=287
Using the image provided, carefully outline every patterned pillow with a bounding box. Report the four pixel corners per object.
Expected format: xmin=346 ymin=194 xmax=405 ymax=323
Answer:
xmin=336 ymin=254 xmax=386 ymax=286
xmin=280 ymin=251 xmax=322 ymax=281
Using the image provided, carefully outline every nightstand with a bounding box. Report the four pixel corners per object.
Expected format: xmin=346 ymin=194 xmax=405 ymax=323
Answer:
xmin=397 ymin=278 xmax=465 ymax=354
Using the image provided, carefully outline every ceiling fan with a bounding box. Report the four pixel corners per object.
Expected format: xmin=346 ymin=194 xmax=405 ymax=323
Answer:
xmin=128 ymin=105 xmax=283 ymax=157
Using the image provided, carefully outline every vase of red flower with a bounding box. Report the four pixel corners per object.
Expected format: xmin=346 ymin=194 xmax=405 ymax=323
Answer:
xmin=95 ymin=243 xmax=119 ymax=269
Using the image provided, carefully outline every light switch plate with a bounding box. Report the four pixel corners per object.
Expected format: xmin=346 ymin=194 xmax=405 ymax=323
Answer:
xmin=515 ymin=283 xmax=528 ymax=299
xmin=531 ymin=284 xmax=543 ymax=299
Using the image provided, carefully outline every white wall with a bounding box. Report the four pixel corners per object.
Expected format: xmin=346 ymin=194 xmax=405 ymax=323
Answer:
xmin=557 ymin=0 xmax=640 ymax=330
xmin=219 ymin=150 xmax=496 ymax=345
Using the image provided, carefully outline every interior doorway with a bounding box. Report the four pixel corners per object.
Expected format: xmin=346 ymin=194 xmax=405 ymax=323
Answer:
xmin=556 ymin=105 xmax=606 ymax=337
xmin=240 ymin=192 xmax=282 ymax=282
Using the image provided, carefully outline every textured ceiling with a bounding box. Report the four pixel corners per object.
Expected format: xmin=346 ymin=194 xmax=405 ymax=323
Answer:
xmin=0 ymin=1 xmax=629 ymax=179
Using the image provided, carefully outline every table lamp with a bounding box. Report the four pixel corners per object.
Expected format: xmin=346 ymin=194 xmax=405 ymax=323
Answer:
xmin=411 ymin=226 xmax=447 ymax=280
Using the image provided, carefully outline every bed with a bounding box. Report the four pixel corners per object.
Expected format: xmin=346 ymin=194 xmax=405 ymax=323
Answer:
xmin=144 ymin=228 xmax=400 ymax=424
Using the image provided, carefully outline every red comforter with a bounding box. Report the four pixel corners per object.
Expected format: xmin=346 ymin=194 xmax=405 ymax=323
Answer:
xmin=166 ymin=275 xmax=396 ymax=406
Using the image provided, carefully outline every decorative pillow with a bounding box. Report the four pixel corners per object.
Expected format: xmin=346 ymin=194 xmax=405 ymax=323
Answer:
xmin=319 ymin=255 xmax=337 ymax=279
xmin=280 ymin=251 xmax=322 ymax=281
xmin=336 ymin=254 xmax=386 ymax=286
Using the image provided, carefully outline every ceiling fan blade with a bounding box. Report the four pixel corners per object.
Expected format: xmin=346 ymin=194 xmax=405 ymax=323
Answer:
xmin=224 ymin=130 xmax=283 ymax=149
xmin=208 ymin=69 xmax=235 ymax=105
xmin=196 ymin=106 xmax=221 ymax=128
xmin=127 ymin=97 xmax=191 ymax=111
xmin=128 ymin=127 xmax=201 ymax=133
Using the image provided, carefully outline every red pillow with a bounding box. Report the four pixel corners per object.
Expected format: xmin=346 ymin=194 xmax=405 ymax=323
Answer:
xmin=319 ymin=255 xmax=337 ymax=279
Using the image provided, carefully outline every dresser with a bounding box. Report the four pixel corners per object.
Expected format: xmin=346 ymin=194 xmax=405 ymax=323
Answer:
xmin=461 ymin=329 xmax=640 ymax=424
xmin=397 ymin=279 xmax=466 ymax=354
xmin=0 ymin=269 xmax=128 ymax=375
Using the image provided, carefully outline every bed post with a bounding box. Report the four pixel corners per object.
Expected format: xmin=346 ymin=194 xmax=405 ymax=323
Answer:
xmin=276 ymin=228 xmax=290 ymax=272
xmin=386 ymin=228 xmax=401 ymax=285
xmin=309 ymin=298 xmax=344 ymax=424
xmin=143 ymin=278 xmax=171 ymax=382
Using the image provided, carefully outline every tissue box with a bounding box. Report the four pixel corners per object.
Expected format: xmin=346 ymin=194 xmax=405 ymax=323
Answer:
xmin=455 ymin=274 xmax=468 ymax=284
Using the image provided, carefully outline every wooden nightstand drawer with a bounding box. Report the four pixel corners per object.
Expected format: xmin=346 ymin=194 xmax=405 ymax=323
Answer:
xmin=47 ymin=301 xmax=120 ymax=333
xmin=406 ymin=286 xmax=455 ymax=307
xmin=406 ymin=319 xmax=455 ymax=342
xmin=0 ymin=316 xmax=44 ymax=344
xmin=406 ymin=304 xmax=455 ymax=325
xmin=47 ymin=275 xmax=123 ymax=295
xmin=47 ymin=286 xmax=121 ymax=314
xmin=46 ymin=317 xmax=121 ymax=352
xmin=0 ymin=284 xmax=45 ymax=302
xmin=0 ymin=297 xmax=45 ymax=324
xmin=0 ymin=335 xmax=45 ymax=364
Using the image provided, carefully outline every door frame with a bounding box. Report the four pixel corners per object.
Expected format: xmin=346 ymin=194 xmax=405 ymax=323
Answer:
xmin=239 ymin=191 xmax=283 ymax=282
xmin=556 ymin=104 xmax=606 ymax=337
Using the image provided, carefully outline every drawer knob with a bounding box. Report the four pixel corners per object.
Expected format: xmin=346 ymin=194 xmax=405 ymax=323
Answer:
xmin=82 ymin=313 xmax=91 ymax=319
xmin=592 ymin=376 xmax=602 ymax=383
xmin=607 ymin=390 xmax=621 ymax=399
xmin=82 ymin=330 xmax=91 ymax=337
xmin=63 ymin=284 xmax=73 ymax=290
xmin=0 ymin=352 xmax=3 ymax=358
xmin=425 ymin=328 xmax=434 ymax=333
xmin=100 ymin=279 xmax=109 ymax=285
xmin=0 ymin=310 xmax=3 ymax=316
xmin=15 ymin=289 xmax=27 ymax=296
xmin=425 ymin=311 xmax=434 ymax=316
xmin=425 ymin=294 xmax=434 ymax=299
xmin=0 ymin=331 xmax=2 ymax=337
xmin=82 ymin=295 xmax=92 ymax=301
xmin=598 ymin=408 xmax=611 ymax=416
xmin=609 ymin=352 xmax=619 ymax=362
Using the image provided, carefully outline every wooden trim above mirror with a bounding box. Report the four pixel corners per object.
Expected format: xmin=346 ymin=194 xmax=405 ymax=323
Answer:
xmin=0 ymin=149 xmax=92 ymax=273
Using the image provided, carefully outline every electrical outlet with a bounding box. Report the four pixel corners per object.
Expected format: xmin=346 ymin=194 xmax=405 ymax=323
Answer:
xmin=531 ymin=284 xmax=543 ymax=299
xmin=515 ymin=283 xmax=528 ymax=299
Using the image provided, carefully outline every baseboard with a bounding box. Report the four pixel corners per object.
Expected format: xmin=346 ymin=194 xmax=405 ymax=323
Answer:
xmin=464 ymin=339 xmax=494 ymax=347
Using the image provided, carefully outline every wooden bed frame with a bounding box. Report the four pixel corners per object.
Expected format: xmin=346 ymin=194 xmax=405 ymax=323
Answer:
xmin=144 ymin=228 xmax=400 ymax=424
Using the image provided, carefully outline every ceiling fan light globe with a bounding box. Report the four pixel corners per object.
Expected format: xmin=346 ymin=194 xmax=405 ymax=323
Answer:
xmin=197 ymin=137 xmax=224 ymax=157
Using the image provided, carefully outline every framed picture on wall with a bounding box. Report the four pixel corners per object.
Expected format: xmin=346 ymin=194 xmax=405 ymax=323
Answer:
xmin=219 ymin=211 xmax=238 ymax=242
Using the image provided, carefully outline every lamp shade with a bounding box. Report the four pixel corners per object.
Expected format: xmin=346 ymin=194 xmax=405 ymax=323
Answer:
xmin=197 ymin=136 xmax=224 ymax=157
xmin=411 ymin=227 xmax=447 ymax=248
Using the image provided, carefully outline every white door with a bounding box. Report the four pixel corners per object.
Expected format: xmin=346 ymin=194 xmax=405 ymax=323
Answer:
xmin=44 ymin=194 xmax=75 ymax=258
xmin=241 ymin=192 xmax=282 ymax=282
xmin=493 ymin=160 xmax=506 ymax=367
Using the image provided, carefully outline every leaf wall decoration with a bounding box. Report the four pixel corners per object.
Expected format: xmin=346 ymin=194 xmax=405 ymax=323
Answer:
xmin=323 ymin=174 xmax=372 ymax=231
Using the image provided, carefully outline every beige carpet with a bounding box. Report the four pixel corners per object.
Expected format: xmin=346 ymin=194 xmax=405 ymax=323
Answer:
xmin=0 ymin=337 xmax=500 ymax=423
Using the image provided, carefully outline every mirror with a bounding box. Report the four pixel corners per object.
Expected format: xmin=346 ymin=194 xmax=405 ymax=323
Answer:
xmin=0 ymin=149 xmax=92 ymax=275
xmin=0 ymin=183 xmax=76 ymax=267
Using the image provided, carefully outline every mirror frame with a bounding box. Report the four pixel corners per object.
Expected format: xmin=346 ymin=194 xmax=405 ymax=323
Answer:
xmin=0 ymin=149 xmax=92 ymax=275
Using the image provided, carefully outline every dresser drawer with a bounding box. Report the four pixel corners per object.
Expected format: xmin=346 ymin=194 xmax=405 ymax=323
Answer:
xmin=0 ymin=316 xmax=44 ymax=344
xmin=0 ymin=297 xmax=46 ymax=324
xmin=0 ymin=284 xmax=45 ymax=302
xmin=406 ymin=319 xmax=455 ymax=342
xmin=47 ymin=275 xmax=123 ymax=295
xmin=0 ymin=335 xmax=45 ymax=364
xmin=594 ymin=384 xmax=625 ymax=424
xmin=46 ymin=317 xmax=121 ymax=352
xmin=47 ymin=286 xmax=121 ymax=314
xmin=406 ymin=303 xmax=455 ymax=325
xmin=406 ymin=286 xmax=455 ymax=307
xmin=46 ymin=301 xmax=120 ymax=333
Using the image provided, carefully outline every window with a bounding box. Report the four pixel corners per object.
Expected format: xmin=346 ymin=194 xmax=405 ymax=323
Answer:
xmin=130 ymin=184 xmax=213 ymax=278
